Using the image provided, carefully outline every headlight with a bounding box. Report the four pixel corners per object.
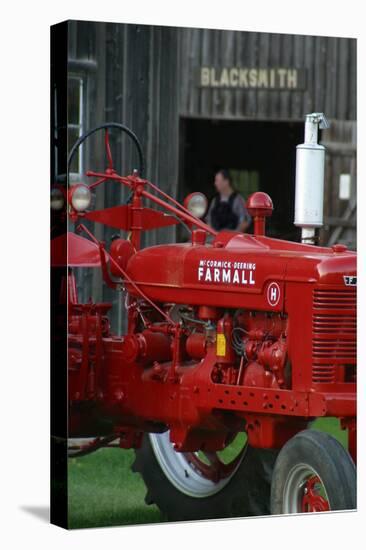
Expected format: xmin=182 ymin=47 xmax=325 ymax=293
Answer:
xmin=184 ymin=192 xmax=208 ymax=219
xmin=51 ymin=187 xmax=65 ymax=210
xmin=70 ymin=184 xmax=91 ymax=212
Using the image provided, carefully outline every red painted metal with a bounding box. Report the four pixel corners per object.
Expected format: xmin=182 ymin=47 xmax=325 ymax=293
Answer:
xmin=51 ymin=231 xmax=107 ymax=267
xmin=64 ymin=146 xmax=356 ymax=492
xmin=186 ymin=332 xmax=206 ymax=359
xmin=109 ymin=239 xmax=135 ymax=276
xmin=301 ymin=476 xmax=330 ymax=512
xmin=104 ymin=129 xmax=114 ymax=170
xmin=84 ymin=204 xmax=178 ymax=231
xmin=246 ymin=191 xmax=273 ymax=236
xmin=183 ymin=448 xmax=245 ymax=483
xmin=85 ymin=170 xmax=218 ymax=236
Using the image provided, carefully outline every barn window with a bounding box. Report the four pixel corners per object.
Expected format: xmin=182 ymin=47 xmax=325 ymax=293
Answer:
xmin=68 ymin=75 xmax=85 ymax=177
xmin=230 ymin=169 xmax=260 ymax=198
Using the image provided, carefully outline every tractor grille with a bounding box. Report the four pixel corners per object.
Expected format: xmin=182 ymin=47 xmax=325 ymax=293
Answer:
xmin=312 ymin=287 xmax=356 ymax=384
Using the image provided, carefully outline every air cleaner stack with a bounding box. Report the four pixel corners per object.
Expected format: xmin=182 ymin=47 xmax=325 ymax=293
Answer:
xmin=294 ymin=112 xmax=330 ymax=244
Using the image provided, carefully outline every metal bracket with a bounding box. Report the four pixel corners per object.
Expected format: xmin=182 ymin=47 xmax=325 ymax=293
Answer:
xmin=306 ymin=112 xmax=330 ymax=130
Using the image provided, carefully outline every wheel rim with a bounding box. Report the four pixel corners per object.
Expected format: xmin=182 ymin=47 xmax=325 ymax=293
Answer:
xmin=283 ymin=463 xmax=330 ymax=513
xmin=149 ymin=431 xmax=247 ymax=498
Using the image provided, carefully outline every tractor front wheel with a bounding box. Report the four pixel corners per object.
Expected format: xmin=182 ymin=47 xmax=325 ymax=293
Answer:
xmin=132 ymin=431 xmax=277 ymax=521
xmin=270 ymin=429 xmax=356 ymax=514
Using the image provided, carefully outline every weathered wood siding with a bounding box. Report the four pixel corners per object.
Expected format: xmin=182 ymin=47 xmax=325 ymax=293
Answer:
xmin=322 ymin=119 xmax=356 ymax=247
xmin=68 ymin=21 xmax=180 ymax=331
xmin=68 ymin=21 xmax=180 ymax=238
xmin=179 ymin=29 xmax=356 ymax=121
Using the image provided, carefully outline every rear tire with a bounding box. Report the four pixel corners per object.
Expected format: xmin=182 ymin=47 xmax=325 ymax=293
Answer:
xmin=270 ymin=429 xmax=356 ymax=514
xmin=132 ymin=431 xmax=278 ymax=521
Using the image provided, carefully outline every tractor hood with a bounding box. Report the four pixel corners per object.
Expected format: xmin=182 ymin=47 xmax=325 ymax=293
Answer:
xmin=125 ymin=231 xmax=356 ymax=311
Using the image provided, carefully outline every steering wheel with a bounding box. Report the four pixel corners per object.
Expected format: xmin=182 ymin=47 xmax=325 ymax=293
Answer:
xmin=67 ymin=122 xmax=145 ymax=181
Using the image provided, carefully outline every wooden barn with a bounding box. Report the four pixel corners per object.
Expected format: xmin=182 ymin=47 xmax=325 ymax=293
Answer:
xmin=51 ymin=20 xmax=357 ymax=330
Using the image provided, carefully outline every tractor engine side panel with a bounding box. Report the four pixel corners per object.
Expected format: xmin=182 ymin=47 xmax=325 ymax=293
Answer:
xmin=125 ymin=243 xmax=287 ymax=311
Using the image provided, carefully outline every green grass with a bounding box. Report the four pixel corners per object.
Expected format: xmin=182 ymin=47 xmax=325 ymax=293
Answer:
xmin=68 ymin=447 xmax=163 ymax=529
xmin=311 ymin=416 xmax=348 ymax=448
xmin=68 ymin=417 xmax=348 ymax=529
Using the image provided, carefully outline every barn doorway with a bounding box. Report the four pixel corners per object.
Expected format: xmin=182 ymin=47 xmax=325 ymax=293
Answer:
xmin=178 ymin=118 xmax=304 ymax=240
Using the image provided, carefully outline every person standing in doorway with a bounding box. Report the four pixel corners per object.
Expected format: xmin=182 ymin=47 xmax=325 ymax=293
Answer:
xmin=206 ymin=169 xmax=251 ymax=232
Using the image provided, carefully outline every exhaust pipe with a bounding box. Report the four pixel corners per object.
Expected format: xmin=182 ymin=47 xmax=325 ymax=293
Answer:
xmin=294 ymin=113 xmax=330 ymax=244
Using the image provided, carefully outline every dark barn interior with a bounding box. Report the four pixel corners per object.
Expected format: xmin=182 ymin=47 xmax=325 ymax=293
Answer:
xmin=180 ymin=118 xmax=304 ymax=239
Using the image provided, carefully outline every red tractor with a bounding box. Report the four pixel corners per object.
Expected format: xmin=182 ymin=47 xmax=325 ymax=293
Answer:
xmin=51 ymin=114 xmax=356 ymax=520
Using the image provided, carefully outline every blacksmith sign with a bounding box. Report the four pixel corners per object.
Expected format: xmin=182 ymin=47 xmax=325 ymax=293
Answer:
xmin=197 ymin=67 xmax=307 ymax=90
